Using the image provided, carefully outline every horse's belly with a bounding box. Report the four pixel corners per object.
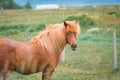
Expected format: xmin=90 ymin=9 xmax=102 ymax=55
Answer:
xmin=15 ymin=60 xmax=48 ymax=75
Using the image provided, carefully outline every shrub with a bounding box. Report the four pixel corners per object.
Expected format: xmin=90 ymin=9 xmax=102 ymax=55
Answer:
xmin=107 ymin=12 xmax=120 ymax=17
xmin=66 ymin=15 xmax=95 ymax=28
xmin=0 ymin=24 xmax=45 ymax=36
xmin=29 ymin=24 xmax=45 ymax=32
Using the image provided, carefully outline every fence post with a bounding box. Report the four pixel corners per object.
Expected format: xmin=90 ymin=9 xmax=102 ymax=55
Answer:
xmin=28 ymin=13 xmax=31 ymax=23
xmin=27 ymin=10 xmax=31 ymax=24
xmin=24 ymin=28 xmax=30 ymax=41
xmin=62 ymin=10 xmax=64 ymax=21
xmin=113 ymin=29 xmax=118 ymax=70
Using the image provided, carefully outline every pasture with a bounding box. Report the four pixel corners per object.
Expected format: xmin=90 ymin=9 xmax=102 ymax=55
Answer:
xmin=0 ymin=5 xmax=120 ymax=80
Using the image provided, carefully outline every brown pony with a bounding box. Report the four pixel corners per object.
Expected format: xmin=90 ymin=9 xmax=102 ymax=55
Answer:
xmin=0 ymin=21 xmax=80 ymax=80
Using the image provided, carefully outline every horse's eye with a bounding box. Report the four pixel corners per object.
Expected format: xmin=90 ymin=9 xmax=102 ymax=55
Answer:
xmin=66 ymin=32 xmax=69 ymax=35
xmin=73 ymin=32 xmax=76 ymax=35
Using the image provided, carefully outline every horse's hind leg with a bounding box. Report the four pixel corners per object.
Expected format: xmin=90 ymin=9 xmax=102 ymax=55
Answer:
xmin=0 ymin=71 xmax=11 ymax=80
xmin=0 ymin=75 xmax=6 ymax=80
xmin=3 ymin=74 xmax=9 ymax=80
xmin=0 ymin=76 xmax=3 ymax=80
xmin=0 ymin=74 xmax=9 ymax=80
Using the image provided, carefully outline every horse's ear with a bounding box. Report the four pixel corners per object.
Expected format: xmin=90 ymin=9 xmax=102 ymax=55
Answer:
xmin=64 ymin=21 xmax=68 ymax=27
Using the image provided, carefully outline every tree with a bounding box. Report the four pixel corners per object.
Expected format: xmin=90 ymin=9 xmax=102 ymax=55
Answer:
xmin=0 ymin=0 xmax=21 ymax=9
xmin=23 ymin=1 xmax=32 ymax=9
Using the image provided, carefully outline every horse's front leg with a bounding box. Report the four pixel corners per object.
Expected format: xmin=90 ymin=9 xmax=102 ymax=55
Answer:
xmin=42 ymin=66 xmax=54 ymax=80
xmin=42 ymin=72 xmax=53 ymax=80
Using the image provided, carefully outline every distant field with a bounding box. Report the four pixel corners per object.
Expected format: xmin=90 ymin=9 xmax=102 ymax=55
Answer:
xmin=0 ymin=9 xmax=79 ymax=26
xmin=0 ymin=6 xmax=120 ymax=80
xmin=0 ymin=5 xmax=120 ymax=26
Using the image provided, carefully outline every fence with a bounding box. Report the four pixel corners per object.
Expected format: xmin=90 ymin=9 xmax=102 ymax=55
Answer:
xmin=0 ymin=9 xmax=120 ymax=80
xmin=0 ymin=9 xmax=80 ymax=26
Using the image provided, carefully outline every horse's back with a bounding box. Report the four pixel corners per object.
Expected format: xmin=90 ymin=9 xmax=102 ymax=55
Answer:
xmin=0 ymin=39 xmax=17 ymax=54
xmin=0 ymin=38 xmax=34 ymax=57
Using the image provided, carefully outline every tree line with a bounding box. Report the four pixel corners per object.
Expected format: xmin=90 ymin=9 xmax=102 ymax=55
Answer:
xmin=0 ymin=0 xmax=32 ymax=9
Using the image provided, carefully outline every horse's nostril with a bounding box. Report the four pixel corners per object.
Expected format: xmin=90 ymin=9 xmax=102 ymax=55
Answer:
xmin=71 ymin=45 xmax=77 ymax=51
xmin=71 ymin=45 xmax=77 ymax=48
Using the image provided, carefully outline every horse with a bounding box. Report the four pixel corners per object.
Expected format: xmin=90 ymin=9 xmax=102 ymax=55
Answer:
xmin=0 ymin=21 xmax=80 ymax=80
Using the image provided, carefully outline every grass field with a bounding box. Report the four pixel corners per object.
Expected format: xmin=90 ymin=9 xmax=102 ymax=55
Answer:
xmin=0 ymin=5 xmax=120 ymax=80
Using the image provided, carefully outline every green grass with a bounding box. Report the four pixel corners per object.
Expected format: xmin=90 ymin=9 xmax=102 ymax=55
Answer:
xmin=0 ymin=9 xmax=120 ymax=80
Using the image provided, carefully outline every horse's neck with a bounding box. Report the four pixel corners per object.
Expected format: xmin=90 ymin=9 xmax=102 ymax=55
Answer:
xmin=55 ymin=41 xmax=67 ymax=53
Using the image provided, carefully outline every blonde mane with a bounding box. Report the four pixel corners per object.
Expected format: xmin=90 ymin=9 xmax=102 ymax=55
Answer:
xmin=31 ymin=21 xmax=80 ymax=54
xmin=31 ymin=23 xmax=66 ymax=54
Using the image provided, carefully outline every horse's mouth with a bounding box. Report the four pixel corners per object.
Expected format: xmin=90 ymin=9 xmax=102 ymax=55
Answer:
xmin=71 ymin=47 xmax=76 ymax=51
xmin=71 ymin=45 xmax=77 ymax=51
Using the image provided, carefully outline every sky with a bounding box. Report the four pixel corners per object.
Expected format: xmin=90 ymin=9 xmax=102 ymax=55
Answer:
xmin=14 ymin=0 xmax=120 ymax=8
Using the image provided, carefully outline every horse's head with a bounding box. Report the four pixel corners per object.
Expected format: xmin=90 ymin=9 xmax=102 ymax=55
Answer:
xmin=64 ymin=21 xmax=80 ymax=51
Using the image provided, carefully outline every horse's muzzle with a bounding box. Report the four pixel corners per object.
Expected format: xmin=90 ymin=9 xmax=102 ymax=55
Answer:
xmin=71 ymin=45 xmax=77 ymax=51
